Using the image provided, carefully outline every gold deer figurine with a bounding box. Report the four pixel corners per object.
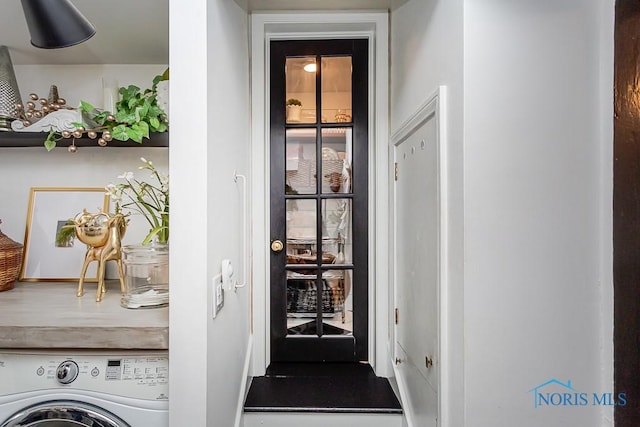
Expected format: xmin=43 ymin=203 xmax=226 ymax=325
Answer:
xmin=73 ymin=210 xmax=127 ymax=302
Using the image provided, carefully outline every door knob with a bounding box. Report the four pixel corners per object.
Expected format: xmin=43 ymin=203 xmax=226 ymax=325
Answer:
xmin=271 ymin=240 xmax=284 ymax=253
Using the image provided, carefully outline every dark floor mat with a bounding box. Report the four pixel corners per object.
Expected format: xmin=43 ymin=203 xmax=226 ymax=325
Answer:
xmin=287 ymin=321 xmax=350 ymax=336
xmin=244 ymin=362 xmax=402 ymax=414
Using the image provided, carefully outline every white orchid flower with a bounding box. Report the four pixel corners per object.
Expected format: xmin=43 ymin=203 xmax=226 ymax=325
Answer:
xmin=159 ymin=174 xmax=169 ymax=191
xmin=105 ymin=184 xmax=122 ymax=201
xmin=110 ymin=158 xmax=169 ymax=244
xmin=118 ymin=171 xmax=134 ymax=181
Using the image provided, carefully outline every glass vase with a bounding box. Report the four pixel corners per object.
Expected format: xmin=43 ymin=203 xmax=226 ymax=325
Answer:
xmin=121 ymin=243 xmax=169 ymax=309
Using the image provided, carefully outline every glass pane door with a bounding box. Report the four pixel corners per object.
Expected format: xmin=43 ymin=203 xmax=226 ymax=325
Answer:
xmin=270 ymin=39 xmax=368 ymax=362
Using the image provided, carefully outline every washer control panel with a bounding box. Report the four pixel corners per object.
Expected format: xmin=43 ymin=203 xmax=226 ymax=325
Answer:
xmin=0 ymin=351 xmax=169 ymax=400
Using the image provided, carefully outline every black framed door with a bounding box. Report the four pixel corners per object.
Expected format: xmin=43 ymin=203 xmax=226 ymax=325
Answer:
xmin=269 ymin=39 xmax=369 ymax=362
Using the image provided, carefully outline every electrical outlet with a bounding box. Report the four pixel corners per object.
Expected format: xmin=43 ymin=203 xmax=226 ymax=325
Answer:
xmin=212 ymin=275 xmax=224 ymax=318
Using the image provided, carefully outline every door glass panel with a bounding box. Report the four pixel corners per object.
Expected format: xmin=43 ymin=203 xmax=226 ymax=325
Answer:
xmin=286 ymin=270 xmax=352 ymax=337
xmin=287 ymin=274 xmax=319 ymax=335
xmin=286 ymin=129 xmax=317 ymax=195
xmin=322 ymin=269 xmax=353 ymax=335
xmin=322 ymin=128 xmax=352 ymax=194
xmin=286 ymin=199 xmax=317 ymax=254
xmin=322 ymin=199 xmax=352 ymax=264
xmin=286 ymin=56 xmax=316 ymax=124
xmin=322 ymin=56 xmax=352 ymax=123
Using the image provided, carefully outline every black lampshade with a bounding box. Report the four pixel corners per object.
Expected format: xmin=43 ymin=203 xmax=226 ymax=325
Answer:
xmin=21 ymin=0 xmax=96 ymax=49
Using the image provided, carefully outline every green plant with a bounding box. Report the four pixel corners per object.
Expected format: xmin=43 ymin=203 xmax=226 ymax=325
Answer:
xmin=106 ymin=157 xmax=169 ymax=245
xmin=286 ymin=98 xmax=302 ymax=106
xmin=44 ymin=72 xmax=169 ymax=151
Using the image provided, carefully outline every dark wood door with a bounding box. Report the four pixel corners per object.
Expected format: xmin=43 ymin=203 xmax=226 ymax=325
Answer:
xmin=269 ymin=39 xmax=369 ymax=362
xmin=615 ymin=1 xmax=640 ymax=424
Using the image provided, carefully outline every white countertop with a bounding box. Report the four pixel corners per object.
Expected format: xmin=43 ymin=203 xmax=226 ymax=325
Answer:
xmin=0 ymin=281 xmax=168 ymax=349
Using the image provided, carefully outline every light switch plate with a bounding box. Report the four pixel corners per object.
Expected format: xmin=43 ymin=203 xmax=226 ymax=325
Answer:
xmin=212 ymin=275 xmax=224 ymax=318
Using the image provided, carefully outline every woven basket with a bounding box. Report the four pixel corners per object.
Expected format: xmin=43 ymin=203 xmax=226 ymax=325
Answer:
xmin=0 ymin=223 xmax=23 ymax=292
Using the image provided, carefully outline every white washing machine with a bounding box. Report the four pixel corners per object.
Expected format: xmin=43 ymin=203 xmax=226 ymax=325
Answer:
xmin=0 ymin=350 xmax=168 ymax=427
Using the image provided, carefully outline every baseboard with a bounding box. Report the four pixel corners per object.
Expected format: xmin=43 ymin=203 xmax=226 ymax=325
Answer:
xmin=392 ymin=361 xmax=415 ymax=427
xmin=234 ymin=333 xmax=254 ymax=427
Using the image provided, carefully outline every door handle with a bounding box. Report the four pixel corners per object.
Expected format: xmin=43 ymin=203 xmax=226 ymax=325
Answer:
xmin=426 ymin=355 xmax=433 ymax=369
xmin=271 ymin=239 xmax=284 ymax=253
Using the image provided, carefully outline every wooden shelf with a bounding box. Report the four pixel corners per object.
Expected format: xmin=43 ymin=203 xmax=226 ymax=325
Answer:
xmin=0 ymin=281 xmax=168 ymax=350
xmin=0 ymin=131 xmax=168 ymax=148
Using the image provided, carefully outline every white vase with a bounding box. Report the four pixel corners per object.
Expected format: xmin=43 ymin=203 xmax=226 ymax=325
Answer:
xmin=286 ymin=105 xmax=302 ymax=122
xmin=102 ymin=78 xmax=119 ymax=113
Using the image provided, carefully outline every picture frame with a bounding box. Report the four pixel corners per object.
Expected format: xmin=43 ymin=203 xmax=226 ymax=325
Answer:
xmin=20 ymin=187 xmax=109 ymax=282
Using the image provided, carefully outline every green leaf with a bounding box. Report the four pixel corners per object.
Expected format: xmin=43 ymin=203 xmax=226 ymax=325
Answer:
xmin=134 ymin=106 xmax=145 ymax=123
xmin=142 ymin=225 xmax=169 ymax=245
xmin=44 ymin=130 xmax=57 ymax=151
xmin=44 ymin=139 xmax=56 ymax=151
xmin=126 ymin=127 xmax=143 ymax=143
xmin=111 ymin=125 xmax=130 ymax=141
xmin=93 ymin=111 xmax=110 ymax=123
xmin=132 ymin=121 xmax=150 ymax=139
xmin=120 ymin=85 xmax=140 ymax=100
xmin=148 ymin=105 xmax=163 ymax=118
xmin=79 ymin=100 xmax=95 ymax=113
xmin=140 ymin=101 xmax=151 ymax=116
xmin=149 ymin=117 xmax=160 ymax=129
xmin=115 ymin=110 xmax=136 ymax=124
xmin=155 ymin=122 xmax=168 ymax=132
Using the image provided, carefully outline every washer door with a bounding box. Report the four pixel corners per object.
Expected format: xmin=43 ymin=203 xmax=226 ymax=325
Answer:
xmin=0 ymin=400 xmax=129 ymax=427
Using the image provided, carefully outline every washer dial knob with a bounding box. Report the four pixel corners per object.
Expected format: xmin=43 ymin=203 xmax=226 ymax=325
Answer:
xmin=56 ymin=360 xmax=79 ymax=384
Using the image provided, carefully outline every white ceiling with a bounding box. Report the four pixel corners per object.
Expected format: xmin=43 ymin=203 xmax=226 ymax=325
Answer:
xmin=1 ymin=0 xmax=405 ymax=66
xmin=0 ymin=0 xmax=169 ymax=65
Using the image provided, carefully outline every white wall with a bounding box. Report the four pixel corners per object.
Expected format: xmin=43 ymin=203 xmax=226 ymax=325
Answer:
xmin=392 ymin=0 xmax=613 ymax=426
xmin=169 ymin=0 xmax=209 ymax=424
xmin=206 ymin=1 xmax=251 ymax=426
xmin=390 ymin=1 xmax=465 ymax=426
xmin=463 ymin=1 xmax=613 ymax=426
xmin=170 ymin=0 xmax=250 ymax=426
xmin=0 ymin=65 xmax=168 ymax=252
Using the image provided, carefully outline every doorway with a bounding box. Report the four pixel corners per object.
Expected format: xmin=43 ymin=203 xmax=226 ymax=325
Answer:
xmin=269 ymin=39 xmax=369 ymax=362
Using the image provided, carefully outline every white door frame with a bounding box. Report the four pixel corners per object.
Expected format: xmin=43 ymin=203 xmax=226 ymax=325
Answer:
xmin=250 ymin=11 xmax=390 ymax=376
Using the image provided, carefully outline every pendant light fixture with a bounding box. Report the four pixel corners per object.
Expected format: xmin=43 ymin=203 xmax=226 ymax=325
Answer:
xmin=303 ymin=62 xmax=317 ymax=73
xmin=20 ymin=0 xmax=96 ymax=49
